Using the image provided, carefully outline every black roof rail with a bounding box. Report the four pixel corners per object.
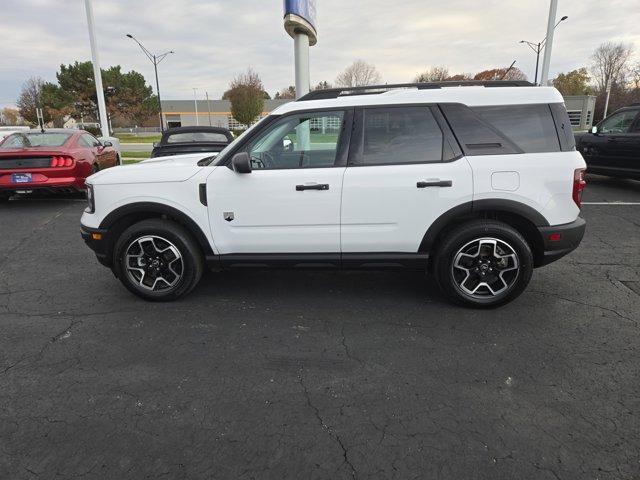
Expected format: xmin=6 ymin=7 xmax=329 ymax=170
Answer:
xmin=298 ymin=80 xmax=535 ymax=102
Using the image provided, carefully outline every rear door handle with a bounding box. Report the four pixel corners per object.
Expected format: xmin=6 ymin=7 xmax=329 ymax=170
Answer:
xmin=296 ymin=183 xmax=329 ymax=191
xmin=417 ymin=180 xmax=453 ymax=188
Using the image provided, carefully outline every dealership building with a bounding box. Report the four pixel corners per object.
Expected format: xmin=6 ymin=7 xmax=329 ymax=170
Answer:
xmin=160 ymin=93 xmax=597 ymax=131
xmin=563 ymin=95 xmax=597 ymax=131
xmin=160 ymin=99 xmax=290 ymax=130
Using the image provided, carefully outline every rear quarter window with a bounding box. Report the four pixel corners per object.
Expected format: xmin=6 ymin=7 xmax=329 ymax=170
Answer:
xmin=472 ymin=104 xmax=561 ymax=153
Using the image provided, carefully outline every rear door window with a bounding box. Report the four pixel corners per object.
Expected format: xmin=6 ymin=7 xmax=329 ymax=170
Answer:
xmin=350 ymin=107 xmax=447 ymax=165
xmin=472 ymin=104 xmax=560 ymax=153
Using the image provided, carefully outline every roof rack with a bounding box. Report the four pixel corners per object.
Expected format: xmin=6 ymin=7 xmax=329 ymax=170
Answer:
xmin=297 ymin=80 xmax=534 ymax=102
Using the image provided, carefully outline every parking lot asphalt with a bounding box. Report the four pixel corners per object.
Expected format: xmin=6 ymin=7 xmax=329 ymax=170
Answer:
xmin=0 ymin=175 xmax=639 ymax=480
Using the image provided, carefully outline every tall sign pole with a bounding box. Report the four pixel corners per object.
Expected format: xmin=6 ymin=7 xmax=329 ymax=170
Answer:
xmin=83 ymin=0 xmax=110 ymax=137
xmin=284 ymin=0 xmax=317 ymax=99
xmin=539 ymin=0 xmax=558 ymax=86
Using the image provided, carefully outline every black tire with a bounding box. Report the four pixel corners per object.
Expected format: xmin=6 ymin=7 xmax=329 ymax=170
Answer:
xmin=0 ymin=192 xmax=10 ymax=203
xmin=113 ymin=218 xmax=204 ymax=301
xmin=434 ymin=220 xmax=534 ymax=308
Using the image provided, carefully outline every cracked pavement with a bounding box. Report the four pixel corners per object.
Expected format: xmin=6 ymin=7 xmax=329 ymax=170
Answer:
xmin=0 ymin=175 xmax=639 ymax=479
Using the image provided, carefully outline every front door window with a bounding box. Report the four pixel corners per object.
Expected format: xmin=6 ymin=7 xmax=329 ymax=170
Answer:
xmin=244 ymin=111 xmax=345 ymax=169
xmin=599 ymin=111 xmax=638 ymax=134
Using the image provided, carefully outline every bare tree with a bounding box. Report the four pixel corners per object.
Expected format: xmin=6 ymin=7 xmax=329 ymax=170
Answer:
xmin=415 ymin=66 xmax=450 ymax=82
xmin=590 ymin=42 xmax=633 ymax=91
xmin=274 ymin=86 xmax=296 ymax=99
xmin=17 ymin=76 xmax=46 ymax=125
xmin=335 ymin=60 xmax=381 ymax=87
xmin=629 ymin=62 xmax=640 ymax=91
xmin=313 ymin=81 xmax=332 ymax=90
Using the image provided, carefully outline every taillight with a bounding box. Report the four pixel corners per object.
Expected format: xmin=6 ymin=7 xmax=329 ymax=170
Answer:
xmin=50 ymin=156 xmax=74 ymax=168
xmin=573 ymin=168 xmax=586 ymax=208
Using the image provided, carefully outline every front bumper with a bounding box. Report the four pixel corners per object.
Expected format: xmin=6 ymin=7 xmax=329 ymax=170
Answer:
xmin=80 ymin=224 xmax=111 ymax=267
xmin=536 ymin=217 xmax=586 ymax=267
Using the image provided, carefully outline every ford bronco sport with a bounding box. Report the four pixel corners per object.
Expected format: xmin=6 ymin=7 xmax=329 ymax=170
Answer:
xmin=81 ymin=81 xmax=586 ymax=307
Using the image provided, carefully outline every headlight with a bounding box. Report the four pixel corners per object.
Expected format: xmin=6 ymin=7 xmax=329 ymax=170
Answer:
xmin=86 ymin=183 xmax=95 ymax=213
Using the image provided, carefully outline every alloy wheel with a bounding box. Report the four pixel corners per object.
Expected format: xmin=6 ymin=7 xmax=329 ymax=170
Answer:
xmin=451 ymin=237 xmax=520 ymax=299
xmin=124 ymin=235 xmax=184 ymax=292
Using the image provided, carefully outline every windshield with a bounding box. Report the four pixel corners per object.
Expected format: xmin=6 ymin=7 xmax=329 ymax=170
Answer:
xmin=0 ymin=132 xmax=72 ymax=149
xmin=208 ymin=116 xmax=273 ymax=166
xmin=167 ymin=132 xmax=230 ymax=144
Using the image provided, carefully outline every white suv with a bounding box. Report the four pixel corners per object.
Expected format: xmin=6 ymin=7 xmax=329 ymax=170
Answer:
xmin=81 ymin=81 xmax=586 ymax=307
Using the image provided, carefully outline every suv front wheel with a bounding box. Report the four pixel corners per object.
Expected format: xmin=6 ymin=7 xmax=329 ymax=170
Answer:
xmin=113 ymin=219 xmax=204 ymax=301
xmin=434 ymin=220 xmax=534 ymax=308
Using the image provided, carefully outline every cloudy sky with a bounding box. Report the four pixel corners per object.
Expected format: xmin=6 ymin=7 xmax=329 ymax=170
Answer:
xmin=1 ymin=0 xmax=639 ymax=108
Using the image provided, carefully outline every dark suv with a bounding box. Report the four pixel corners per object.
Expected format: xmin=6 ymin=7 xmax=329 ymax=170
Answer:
xmin=576 ymin=104 xmax=640 ymax=180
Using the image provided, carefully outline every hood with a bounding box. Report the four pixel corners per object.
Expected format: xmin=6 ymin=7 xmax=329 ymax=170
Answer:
xmin=140 ymin=151 xmax=219 ymax=165
xmin=89 ymin=152 xmax=217 ymax=185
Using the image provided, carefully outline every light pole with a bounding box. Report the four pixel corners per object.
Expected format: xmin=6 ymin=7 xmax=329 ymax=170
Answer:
xmin=205 ymin=91 xmax=212 ymax=126
xmin=83 ymin=0 xmax=109 ymax=137
xmin=126 ymin=34 xmax=174 ymax=131
xmin=519 ymin=15 xmax=567 ymax=85
xmin=604 ymin=80 xmax=612 ymax=117
xmin=192 ymin=88 xmax=199 ymax=126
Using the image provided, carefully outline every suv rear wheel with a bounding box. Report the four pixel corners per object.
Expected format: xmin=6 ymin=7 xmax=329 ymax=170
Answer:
xmin=113 ymin=218 xmax=204 ymax=301
xmin=434 ymin=220 xmax=533 ymax=308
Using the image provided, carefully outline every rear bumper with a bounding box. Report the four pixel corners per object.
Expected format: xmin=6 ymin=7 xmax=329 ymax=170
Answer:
xmin=0 ymin=172 xmax=85 ymax=191
xmin=80 ymin=224 xmax=111 ymax=267
xmin=536 ymin=217 xmax=586 ymax=267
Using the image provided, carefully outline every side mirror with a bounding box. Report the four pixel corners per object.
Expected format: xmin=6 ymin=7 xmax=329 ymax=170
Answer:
xmin=231 ymin=152 xmax=252 ymax=174
xmin=591 ymin=126 xmax=598 ymax=134
xmin=102 ymin=140 xmax=113 ymax=147
xmin=283 ymin=136 xmax=294 ymax=152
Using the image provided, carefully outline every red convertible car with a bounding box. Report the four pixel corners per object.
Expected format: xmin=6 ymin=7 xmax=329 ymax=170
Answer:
xmin=0 ymin=129 xmax=120 ymax=201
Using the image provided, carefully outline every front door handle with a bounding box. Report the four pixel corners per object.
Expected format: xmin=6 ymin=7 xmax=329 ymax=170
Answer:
xmin=417 ymin=180 xmax=453 ymax=188
xmin=296 ymin=184 xmax=329 ymax=191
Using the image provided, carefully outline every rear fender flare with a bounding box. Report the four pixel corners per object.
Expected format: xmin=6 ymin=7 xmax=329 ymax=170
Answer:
xmin=419 ymin=199 xmax=549 ymax=253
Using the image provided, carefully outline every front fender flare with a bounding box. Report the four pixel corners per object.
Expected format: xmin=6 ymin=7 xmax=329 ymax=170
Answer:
xmin=99 ymin=202 xmax=214 ymax=256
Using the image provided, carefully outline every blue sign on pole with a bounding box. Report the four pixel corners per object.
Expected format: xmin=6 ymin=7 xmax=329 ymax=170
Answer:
xmin=283 ymin=0 xmax=317 ymax=44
